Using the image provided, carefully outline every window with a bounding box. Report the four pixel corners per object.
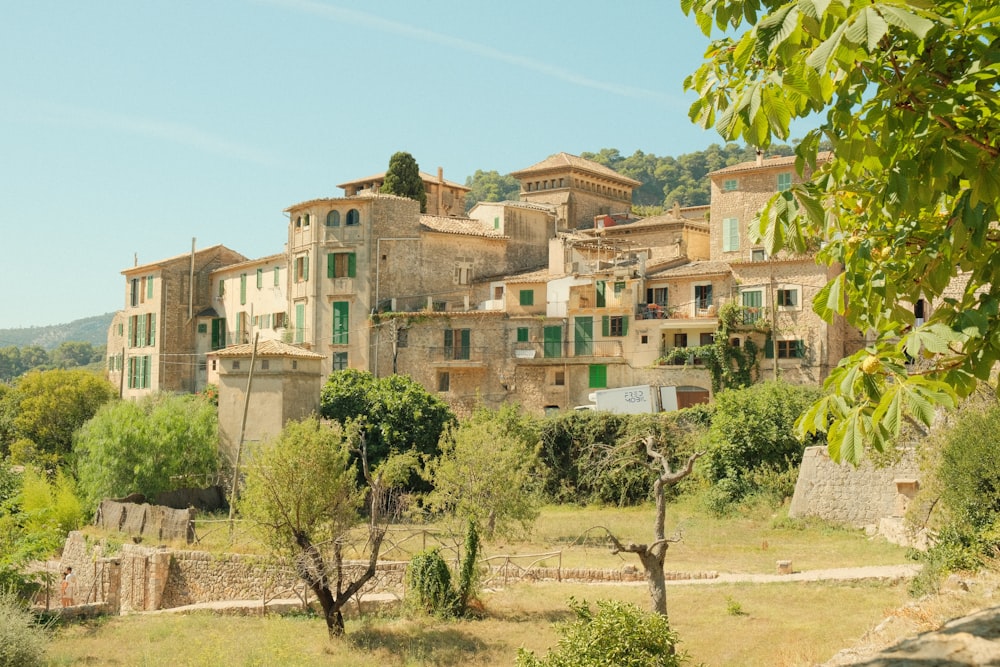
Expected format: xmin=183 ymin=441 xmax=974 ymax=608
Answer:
xmin=274 ymin=266 xmax=280 ymax=286
xmin=260 ymin=359 xmax=270 ymax=370
xmin=596 ymin=280 xmax=606 ymax=307
xmin=211 ymin=318 xmax=226 ymax=350
xmin=256 ymin=268 xmax=263 ymax=289
xmin=332 ymin=301 xmax=349 ymax=345
xmin=130 ymin=278 xmax=140 ymax=307
xmin=295 ymin=255 xmax=309 ymax=282
xmin=517 ymin=327 xmax=529 ymax=342
xmin=602 ymin=315 xmax=629 ymax=337
xmin=742 ymin=290 xmax=763 ymax=324
xmin=553 ymin=371 xmax=565 ymax=386
xmin=146 ymin=275 xmax=154 ymax=300
xmin=695 ymin=284 xmax=713 ymax=310
xmin=588 ymin=364 xmax=607 ymax=389
xmin=332 ymin=352 xmax=348 ymax=370
xmin=274 ymin=312 xmax=286 ymax=329
xmin=240 ymin=274 xmax=247 ymax=305
xmin=723 ymin=178 xmax=738 ymax=191
xmin=127 ymin=355 xmax=151 ymax=389
xmin=303 ymin=213 xmax=310 ymax=227
xmin=751 ymin=248 xmax=767 ymax=262
xmin=218 ymin=280 xmax=225 ymax=298
xmin=777 ymin=172 xmax=792 ymax=192
xmin=444 ymin=328 xmax=471 ymax=360
xmin=197 ymin=323 xmax=207 ymax=334
xmin=140 ymin=276 xmax=146 ymax=303
xmin=722 ymin=218 xmax=739 ymax=252
xmin=454 ymin=263 xmax=472 ymax=285
xmin=326 ymin=210 xmax=340 ymax=227
xmin=674 ymin=333 xmax=688 ymax=348
xmin=915 ymin=298 xmax=926 ymax=325
xmin=646 ymin=287 xmax=668 ymax=306
xmin=777 ymin=288 xmax=798 ymax=307
xmin=777 ymin=339 xmax=806 ymax=359
xmin=294 ymin=303 xmax=305 ymax=343
xmin=641 ymin=335 xmax=648 ymax=344
xmin=328 ymin=252 xmax=357 ymax=278
xmin=397 ymin=329 xmax=408 ymax=348
xmin=519 ymin=289 xmax=534 ymax=306
xmin=438 ymin=372 xmax=451 ymax=392
xmin=211 ymin=359 xmax=217 ymax=371
xmin=295 ymin=216 xmax=302 ymax=229
xmin=493 ymin=216 xmax=500 ymax=230
xmin=346 ymin=209 xmax=360 ymax=226
xmin=232 ymin=360 xmax=241 ymax=370
xmin=614 ymin=281 xmax=625 ymax=295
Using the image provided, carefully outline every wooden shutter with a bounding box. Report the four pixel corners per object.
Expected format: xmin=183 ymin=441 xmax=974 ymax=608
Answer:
xmin=596 ymin=280 xmax=606 ymax=307
xmin=347 ymin=253 xmax=356 ymax=278
xmin=327 ymin=253 xmax=336 ymax=278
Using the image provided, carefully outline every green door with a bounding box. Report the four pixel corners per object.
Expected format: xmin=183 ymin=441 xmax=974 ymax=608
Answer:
xmin=574 ymin=317 xmax=593 ymax=356
xmin=543 ymin=325 xmax=562 ymax=358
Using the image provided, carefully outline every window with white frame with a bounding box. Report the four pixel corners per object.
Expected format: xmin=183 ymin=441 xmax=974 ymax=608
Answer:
xmin=722 ymin=217 xmax=739 ymax=252
xmin=777 ymin=287 xmax=799 ymax=308
xmin=777 ymin=172 xmax=792 ymax=192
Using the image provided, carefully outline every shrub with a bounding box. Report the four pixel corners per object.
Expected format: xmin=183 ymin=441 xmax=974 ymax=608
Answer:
xmin=406 ymin=548 xmax=455 ymax=616
xmin=702 ymin=381 xmax=821 ymax=513
xmin=516 ymin=598 xmax=688 ymax=667
xmin=0 ymin=590 xmax=48 ymax=667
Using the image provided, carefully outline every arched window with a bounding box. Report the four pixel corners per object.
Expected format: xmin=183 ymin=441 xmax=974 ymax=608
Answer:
xmin=295 ymin=216 xmax=302 ymax=228
xmin=346 ymin=209 xmax=360 ymax=226
xmin=326 ymin=210 xmax=340 ymax=227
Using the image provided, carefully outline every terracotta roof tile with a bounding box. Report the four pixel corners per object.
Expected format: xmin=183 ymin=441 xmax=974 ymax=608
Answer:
xmin=210 ymin=339 xmax=325 ymax=359
xmin=710 ymin=151 xmax=833 ymax=176
xmin=419 ymin=215 xmax=507 ymax=239
xmin=510 ymin=152 xmax=642 ymax=186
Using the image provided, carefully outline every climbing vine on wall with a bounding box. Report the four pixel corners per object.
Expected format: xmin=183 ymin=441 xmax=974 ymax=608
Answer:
xmin=657 ymin=301 xmax=768 ymax=393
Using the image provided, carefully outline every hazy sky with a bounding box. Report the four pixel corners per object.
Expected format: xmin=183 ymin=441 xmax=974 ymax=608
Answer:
xmin=2 ymin=0 xmax=751 ymax=329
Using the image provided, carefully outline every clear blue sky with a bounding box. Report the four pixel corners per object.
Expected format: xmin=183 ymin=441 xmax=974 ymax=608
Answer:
xmin=1 ymin=0 xmax=744 ymax=329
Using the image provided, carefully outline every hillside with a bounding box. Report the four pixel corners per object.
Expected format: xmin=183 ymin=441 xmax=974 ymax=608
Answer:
xmin=0 ymin=312 xmax=115 ymax=349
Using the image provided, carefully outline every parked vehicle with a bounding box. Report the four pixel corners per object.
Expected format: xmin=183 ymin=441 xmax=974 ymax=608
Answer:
xmin=587 ymin=384 xmax=679 ymax=414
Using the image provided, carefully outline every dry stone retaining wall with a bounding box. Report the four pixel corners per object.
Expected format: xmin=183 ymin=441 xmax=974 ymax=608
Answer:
xmin=789 ymin=446 xmax=920 ymax=529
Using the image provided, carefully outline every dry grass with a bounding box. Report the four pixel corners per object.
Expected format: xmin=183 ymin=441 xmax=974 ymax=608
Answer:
xmin=44 ymin=579 xmax=912 ymax=666
xmin=46 ymin=499 xmax=919 ymax=666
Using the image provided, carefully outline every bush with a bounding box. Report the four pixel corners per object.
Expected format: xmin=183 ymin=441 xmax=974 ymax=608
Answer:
xmin=406 ymin=548 xmax=455 ymax=616
xmin=0 ymin=590 xmax=48 ymax=667
xmin=702 ymin=381 xmax=821 ymax=513
xmin=516 ymin=598 xmax=688 ymax=667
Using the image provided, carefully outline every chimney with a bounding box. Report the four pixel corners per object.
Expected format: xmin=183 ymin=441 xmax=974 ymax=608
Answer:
xmin=437 ymin=166 xmax=444 ymax=215
xmin=755 ymin=149 xmax=764 ymax=167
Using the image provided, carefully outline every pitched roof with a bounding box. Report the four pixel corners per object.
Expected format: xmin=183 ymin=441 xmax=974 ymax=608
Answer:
xmin=336 ymin=171 xmax=470 ymax=192
xmin=123 ymin=244 xmax=246 ymax=275
xmin=470 ymin=200 xmax=557 ymax=214
xmin=581 ymin=215 xmax=709 ymax=235
xmin=647 ymin=260 xmax=733 ymax=279
xmin=502 ymin=268 xmax=551 ymax=284
xmin=210 ymin=339 xmax=325 ymax=359
xmin=710 ymin=151 xmax=834 ymax=176
xmin=510 ymin=152 xmax=642 ymax=186
xmin=283 ymin=192 xmax=413 ymax=212
xmin=419 ymin=215 xmax=507 ymax=239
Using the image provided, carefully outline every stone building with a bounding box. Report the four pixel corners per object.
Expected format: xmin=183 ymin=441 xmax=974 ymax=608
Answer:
xmin=107 ymin=244 xmax=247 ymax=398
xmin=336 ymin=167 xmax=470 ymax=217
xmin=511 ymin=152 xmax=642 ymax=229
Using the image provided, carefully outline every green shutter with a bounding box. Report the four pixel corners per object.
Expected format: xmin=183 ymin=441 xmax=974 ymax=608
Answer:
xmin=459 ymin=329 xmax=470 ymax=359
xmin=621 ymin=316 xmax=629 ymax=337
xmin=333 ymin=302 xmax=349 ymax=344
xmin=303 ymin=256 xmax=309 ymax=281
xmin=574 ymin=317 xmax=593 ymax=355
xmin=517 ymin=327 xmax=529 ymax=343
xmin=146 ymin=275 xmax=154 ymax=299
xmin=347 ymin=253 xmax=356 ymax=278
xmin=543 ymin=325 xmax=562 ymax=358
xmin=602 ymin=315 xmax=610 ymax=337
xmin=519 ymin=289 xmax=534 ymax=306
xmin=795 ymin=339 xmax=805 ymax=358
xmin=127 ymin=317 xmax=134 ymax=348
xmin=588 ymin=364 xmax=607 ymax=389
xmin=240 ymin=274 xmax=247 ymax=305
xmin=257 ymin=268 xmax=263 ymax=288
xmin=137 ymin=314 xmax=145 ymax=347
xmin=327 ymin=253 xmax=336 ymax=278
xmin=596 ymin=281 xmax=606 ymax=307
xmin=444 ymin=329 xmax=454 ymax=357
xmin=764 ymin=337 xmax=774 ymax=358
xmin=149 ymin=314 xmax=155 ymax=346
xmin=295 ymin=304 xmax=305 ymax=343
xmin=274 ymin=267 xmax=280 ymax=286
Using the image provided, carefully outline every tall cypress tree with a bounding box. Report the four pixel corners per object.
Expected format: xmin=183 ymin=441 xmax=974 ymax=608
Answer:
xmin=380 ymin=151 xmax=427 ymax=213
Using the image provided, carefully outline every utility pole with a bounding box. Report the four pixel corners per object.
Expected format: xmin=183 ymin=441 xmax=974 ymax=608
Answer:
xmin=228 ymin=333 xmax=259 ymax=539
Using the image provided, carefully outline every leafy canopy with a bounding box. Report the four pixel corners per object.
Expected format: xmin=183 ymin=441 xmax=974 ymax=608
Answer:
xmin=685 ymin=0 xmax=1000 ymax=462
xmin=74 ymin=392 xmax=219 ymax=510
xmin=381 ymin=151 xmax=427 ymax=213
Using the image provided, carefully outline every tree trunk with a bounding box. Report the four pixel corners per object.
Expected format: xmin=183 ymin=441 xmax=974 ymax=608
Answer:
xmin=638 ymin=550 xmax=668 ymax=617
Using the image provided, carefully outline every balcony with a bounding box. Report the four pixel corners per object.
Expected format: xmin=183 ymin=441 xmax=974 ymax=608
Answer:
xmin=328 ymin=277 xmax=355 ymax=295
xmin=428 ymin=346 xmax=488 ymax=367
xmin=511 ymin=340 xmax=623 ymax=360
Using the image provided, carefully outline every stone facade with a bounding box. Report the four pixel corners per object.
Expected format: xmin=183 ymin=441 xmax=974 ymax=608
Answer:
xmin=788 ymin=446 xmax=920 ymax=529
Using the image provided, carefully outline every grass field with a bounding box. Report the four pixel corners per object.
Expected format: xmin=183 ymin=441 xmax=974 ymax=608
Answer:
xmin=48 ymin=499 xmax=916 ymax=666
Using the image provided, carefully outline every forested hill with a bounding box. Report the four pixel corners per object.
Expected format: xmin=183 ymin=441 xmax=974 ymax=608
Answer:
xmin=0 ymin=312 xmax=115 ymax=349
xmin=463 ymin=143 xmax=797 ymax=212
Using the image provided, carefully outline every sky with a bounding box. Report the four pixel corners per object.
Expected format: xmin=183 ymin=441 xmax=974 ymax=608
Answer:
xmin=2 ymin=0 xmax=751 ymax=329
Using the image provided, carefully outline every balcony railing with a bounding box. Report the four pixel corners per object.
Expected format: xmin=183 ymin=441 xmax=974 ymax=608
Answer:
xmin=512 ymin=340 xmax=623 ymax=359
xmin=427 ymin=346 xmax=487 ymax=364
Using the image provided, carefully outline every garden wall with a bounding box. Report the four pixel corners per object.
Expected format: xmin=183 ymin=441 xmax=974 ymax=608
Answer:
xmin=788 ymin=446 xmax=920 ymax=531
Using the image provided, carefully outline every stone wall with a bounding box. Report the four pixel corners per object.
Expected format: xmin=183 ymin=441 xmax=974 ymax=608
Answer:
xmin=789 ymin=446 xmax=920 ymax=529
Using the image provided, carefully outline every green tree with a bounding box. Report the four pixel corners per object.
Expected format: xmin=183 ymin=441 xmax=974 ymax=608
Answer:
xmin=464 ymin=169 xmax=521 ymax=211
xmin=51 ymin=341 xmax=102 ymax=369
xmin=74 ymin=393 xmax=219 ymax=510
xmin=424 ymin=405 xmax=545 ymax=539
xmin=2 ymin=369 xmax=115 ymax=467
xmin=238 ymin=417 xmax=402 ymax=638
xmin=381 ymin=151 xmax=427 ymax=212
xmin=319 ymin=370 xmax=455 ymax=486
xmin=685 ymin=0 xmax=1000 ymax=462
xmin=703 ymin=381 xmax=822 ymax=512
xmin=516 ymin=598 xmax=688 ymax=667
